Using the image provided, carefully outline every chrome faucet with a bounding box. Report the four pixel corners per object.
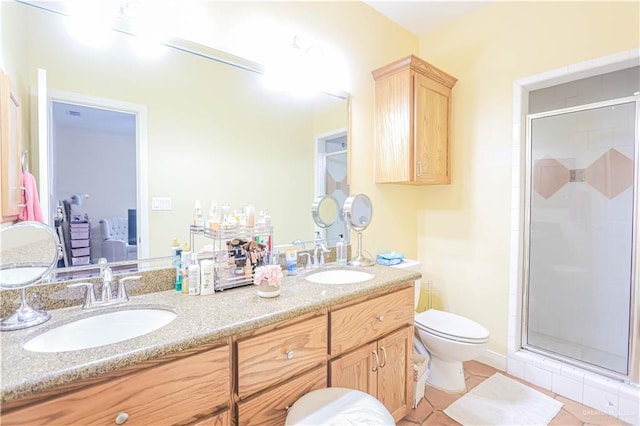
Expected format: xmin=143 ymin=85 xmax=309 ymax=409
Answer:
xmin=68 ymin=258 xmax=141 ymax=309
xmin=312 ymin=242 xmax=330 ymax=268
xmin=100 ymin=258 xmax=114 ymax=303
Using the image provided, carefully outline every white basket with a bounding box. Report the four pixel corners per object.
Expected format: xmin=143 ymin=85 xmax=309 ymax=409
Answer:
xmin=412 ymin=353 xmax=429 ymax=408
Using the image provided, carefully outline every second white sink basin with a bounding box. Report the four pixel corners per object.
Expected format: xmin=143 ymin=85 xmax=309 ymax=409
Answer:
xmin=305 ymin=269 xmax=374 ymax=285
xmin=23 ymin=308 xmax=177 ymax=353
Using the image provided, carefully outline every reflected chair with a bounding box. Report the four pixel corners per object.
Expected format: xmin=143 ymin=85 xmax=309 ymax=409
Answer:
xmin=99 ymin=217 xmax=137 ymax=262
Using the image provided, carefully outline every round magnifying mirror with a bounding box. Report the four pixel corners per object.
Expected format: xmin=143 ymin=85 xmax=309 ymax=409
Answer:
xmin=312 ymin=195 xmax=339 ymax=229
xmin=343 ymin=194 xmax=373 ymax=232
xmin=0 ymin=221 xmax=60 ymax=331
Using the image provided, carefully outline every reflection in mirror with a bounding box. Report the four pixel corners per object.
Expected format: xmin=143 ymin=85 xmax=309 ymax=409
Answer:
xmin=312 ymin=195 xmax=339 ymax=228
xmin=0 ymin=221 xmax=59 ymax=330
xmin=4 ymin=2 xmax=349 ymax=278
xmin=343 ymin=194 xmax=374 ymax=267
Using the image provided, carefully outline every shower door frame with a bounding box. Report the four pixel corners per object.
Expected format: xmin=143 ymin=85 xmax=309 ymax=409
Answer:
xmin=521 ymin=95 xmax=640 ymax=382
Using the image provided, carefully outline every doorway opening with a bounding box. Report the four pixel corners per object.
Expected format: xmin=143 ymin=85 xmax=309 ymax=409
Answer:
xmin=315 ymin=129 xmax=349 ymax=244
xmin=40 ymin=88 xmax=148 ymax=267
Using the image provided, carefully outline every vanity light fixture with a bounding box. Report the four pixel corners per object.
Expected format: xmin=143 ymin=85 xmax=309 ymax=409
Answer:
xmin=264 ymin=35 xmax=348 ymax=98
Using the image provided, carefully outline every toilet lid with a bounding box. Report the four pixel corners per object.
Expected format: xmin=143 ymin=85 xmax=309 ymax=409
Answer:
xmin=415 ymin=309 xmax=490 ymax=343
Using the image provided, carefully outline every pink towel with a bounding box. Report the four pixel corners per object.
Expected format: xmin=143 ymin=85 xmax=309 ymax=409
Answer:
xmin=17 ymin=171 xmax=44 ymax=222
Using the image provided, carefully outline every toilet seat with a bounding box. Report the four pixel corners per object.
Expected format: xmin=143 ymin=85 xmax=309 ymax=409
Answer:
xmin=415 ymin=309 xmax=489 ymax=344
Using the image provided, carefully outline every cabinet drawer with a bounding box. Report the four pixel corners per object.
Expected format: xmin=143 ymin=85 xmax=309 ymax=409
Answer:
xmin=237 ymin=314 xmax=327 ymax=399
xmin=330 ymin=286 xmax=413 ymax=356
xmin=2 ymin=345 xmax=230 ymax=426
xmin=237 ymin=365 xmax=326 ymax=426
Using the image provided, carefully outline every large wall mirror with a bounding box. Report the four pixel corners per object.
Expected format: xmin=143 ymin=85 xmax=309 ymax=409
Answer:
xmin=3 ymin=2 xmax=349 ymax=277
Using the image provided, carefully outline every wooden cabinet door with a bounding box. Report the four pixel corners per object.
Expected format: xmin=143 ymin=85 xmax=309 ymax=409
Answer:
xmin=376 ymin=326 xmax=413 ymax=422
xmin=329 ymin=342 xmax=377 ymax=396
xmin=414 ymin=73 xmax=451 ymax=184
xmin=2 ymin=346 xmax=230 ymax=426
xmin=1 ymin=70 xmax=23 ymax=221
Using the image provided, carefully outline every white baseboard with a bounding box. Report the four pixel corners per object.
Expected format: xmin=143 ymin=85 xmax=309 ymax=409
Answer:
xmin=477 ymin=350 xmax=507 ymax=371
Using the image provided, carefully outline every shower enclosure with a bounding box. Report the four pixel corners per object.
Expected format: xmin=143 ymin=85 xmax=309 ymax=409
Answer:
xmin=524 ymin=96 xmax=639 ymax=379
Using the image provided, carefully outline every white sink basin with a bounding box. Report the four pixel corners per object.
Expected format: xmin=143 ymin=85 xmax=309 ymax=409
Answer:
xmin=23 ymin=308 xmax=177 ymax=353
xmin=305 ymin=269 xmax=375 ymax=285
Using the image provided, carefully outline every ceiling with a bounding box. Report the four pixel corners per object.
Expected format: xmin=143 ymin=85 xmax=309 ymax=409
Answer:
xmin=363 ymin=1 xmax=491 ymax=37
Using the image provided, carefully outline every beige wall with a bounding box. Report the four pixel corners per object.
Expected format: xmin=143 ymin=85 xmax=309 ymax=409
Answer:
xmin=417 ymin=1 xmax=639 ymax=356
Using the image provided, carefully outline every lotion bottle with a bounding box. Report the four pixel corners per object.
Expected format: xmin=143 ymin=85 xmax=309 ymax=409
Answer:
xmin=189 ymin=255 xmax=201 ymax=295
xmin=200 ymin=259 xmax=215 ymax=295
xmin=336 ymin=234 xmax=347 ymax=266
xmin=181 ymin=245 xmax=192 ymax=294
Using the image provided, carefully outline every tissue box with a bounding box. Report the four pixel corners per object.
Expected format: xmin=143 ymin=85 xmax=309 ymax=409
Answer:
xmin=412 ymin=353 xmax=429 ymax=408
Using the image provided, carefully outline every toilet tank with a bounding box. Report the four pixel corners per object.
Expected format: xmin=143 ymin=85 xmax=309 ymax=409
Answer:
xmin=390 ymin=259 xmax=422 ymax=311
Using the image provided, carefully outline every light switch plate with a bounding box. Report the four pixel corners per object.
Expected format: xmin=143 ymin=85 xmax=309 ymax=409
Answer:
xmin=152 ymin=197 xmax=172 ymax=210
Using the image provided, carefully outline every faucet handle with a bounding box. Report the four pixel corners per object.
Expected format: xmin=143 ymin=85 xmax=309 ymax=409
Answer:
xmin=319 ymin=247 xmax=331 ymax=266
xmin=67 ymin=282 xmax=97 ymax=309
xmin=117 ymin=276 xmax=141 ymax=302
xmin=298 ymin=253 xmax=311 ymax=269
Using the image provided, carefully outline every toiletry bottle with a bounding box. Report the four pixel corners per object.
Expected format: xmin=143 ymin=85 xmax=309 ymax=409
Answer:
xmin=207 ymin=200 xmax=219 ymax=230
xmin=246 ymin=204 xmax=255 ymax=228
xmin=336 ymin=234 xmax=347 ymax=266
xmin=171 ymin=239 xmax=182 ymax=290
xmin=200 ymin=259 xmax=215 ymax=295
xmin=285 ymin=246 xmax=297 ymax=276
xmin=194 ymin=200 xmax=204 ymax=228
xmin=181 ymin=245 xmax=192 ymax=295
xmin=189 ymin=255 xmax=201 ymax=295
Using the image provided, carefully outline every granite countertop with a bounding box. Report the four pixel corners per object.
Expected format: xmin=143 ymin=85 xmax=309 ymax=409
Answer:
xmin=0 ymin=264 xmax=420 ymax=404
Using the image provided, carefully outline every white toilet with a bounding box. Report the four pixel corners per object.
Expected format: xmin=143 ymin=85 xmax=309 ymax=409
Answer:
xmin=392 ymin=260 xmax=490 ymax=394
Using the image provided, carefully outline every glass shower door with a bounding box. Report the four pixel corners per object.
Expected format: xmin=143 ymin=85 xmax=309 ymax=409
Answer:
xmin=525 ymin=99 xmax=637 ymax=375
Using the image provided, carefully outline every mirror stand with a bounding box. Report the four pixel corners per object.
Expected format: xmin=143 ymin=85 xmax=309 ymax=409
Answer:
xmin=349 ymin=231 xmax=374 ymax=267
xmin=0 ymin=288 xmax=51 ymax=331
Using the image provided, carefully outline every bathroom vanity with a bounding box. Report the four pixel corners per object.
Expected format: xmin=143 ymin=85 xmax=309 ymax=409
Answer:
xmin=0 ymin=265 xmax=419 ymax=425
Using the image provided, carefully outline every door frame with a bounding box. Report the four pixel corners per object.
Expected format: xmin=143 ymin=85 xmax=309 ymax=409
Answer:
xmin=38 ymin=88 xmax=149 ymax=259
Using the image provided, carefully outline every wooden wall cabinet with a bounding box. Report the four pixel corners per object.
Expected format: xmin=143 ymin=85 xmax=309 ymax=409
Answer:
xmin=0 ymin=69 xmax=24 ymax=222
xmin=372 ymin=55 xmax=457 ymax=185
xmin=328 ymin=285 xmax=414 ymax=422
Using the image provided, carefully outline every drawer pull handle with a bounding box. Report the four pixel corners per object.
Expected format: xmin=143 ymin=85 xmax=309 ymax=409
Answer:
xmin=115 ymin=412 xmax=129 ymax=425
xmin=379 ymin=346 xmax=388 ymax=368
xmin=286 ymin=350 xmax=295 ymax=359
xmin=377 ymin=315 xmax=384 ymax=322
xmin=372 ymin=350 xmax=380 ymax=372
xmin=285 ymin=405 xmax=291 ymax=412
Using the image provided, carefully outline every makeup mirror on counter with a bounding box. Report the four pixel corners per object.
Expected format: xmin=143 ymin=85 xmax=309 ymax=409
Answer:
xmin=4 ymin=2 xmax=349 ymax=280
xmin=343 ymin=194 xmax=374 ymax=267
xmin=0 ymin=221 xmax=60 ymax=330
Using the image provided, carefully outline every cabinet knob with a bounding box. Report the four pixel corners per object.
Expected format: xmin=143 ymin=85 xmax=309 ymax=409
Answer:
xmin=115 ymin=412 xmax=129 ymax=425
xmin=286 ymin=350 xmax=295 ymax=359
xmin=377 ymin=315 xmax=384 ymax=322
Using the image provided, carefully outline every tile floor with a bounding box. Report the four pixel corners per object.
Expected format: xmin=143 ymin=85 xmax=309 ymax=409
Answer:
xmin=399 ymin=361 xmax=630 ymax=426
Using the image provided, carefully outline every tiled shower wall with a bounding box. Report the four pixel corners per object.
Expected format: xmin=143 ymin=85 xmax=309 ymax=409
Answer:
xmin=528 ymin=103 xmax=635 ymax=375
xmin=509 ymin=51 xmax=640 ymax=424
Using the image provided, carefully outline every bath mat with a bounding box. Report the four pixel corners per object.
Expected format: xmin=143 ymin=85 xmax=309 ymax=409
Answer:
xmin=444 ymin=373 xmax=563 ymax=426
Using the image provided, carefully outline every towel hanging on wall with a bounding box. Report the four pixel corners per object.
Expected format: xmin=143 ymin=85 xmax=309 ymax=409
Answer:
xmin=17 ymin=170 xmax=44 ymax=222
